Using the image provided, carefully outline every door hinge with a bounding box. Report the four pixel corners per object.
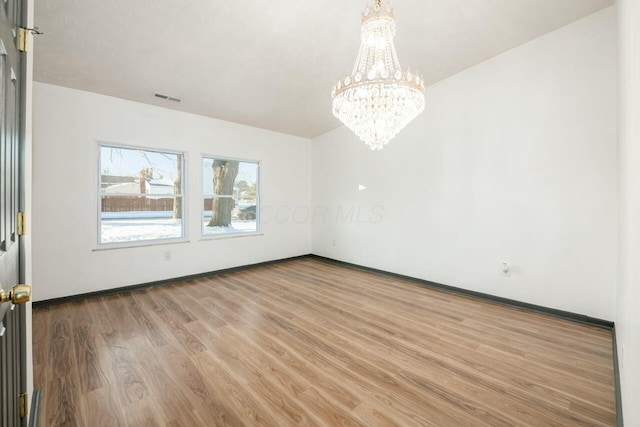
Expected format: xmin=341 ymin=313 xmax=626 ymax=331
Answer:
xmin=19 ymin=392 xmax=28 ymax=418
xmin=17 ymin=212 xmax=25 ymax=236
xmin=16 ymin=27 xmax=28 ymax=52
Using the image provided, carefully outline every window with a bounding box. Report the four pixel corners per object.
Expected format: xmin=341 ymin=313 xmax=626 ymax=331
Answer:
xmin=98 ymin=144 xmax=185 ymax=246
xmin=202 ymin=156 xmax=259 ymax=237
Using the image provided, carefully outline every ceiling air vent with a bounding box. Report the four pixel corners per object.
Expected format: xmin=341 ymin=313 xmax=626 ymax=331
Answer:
xmin=154 ymin=93 xmax=182 ymax=103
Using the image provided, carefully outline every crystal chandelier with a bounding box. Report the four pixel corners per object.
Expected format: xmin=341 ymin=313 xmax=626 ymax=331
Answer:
xmin=332 ymin=0 xmax=425 ymax=151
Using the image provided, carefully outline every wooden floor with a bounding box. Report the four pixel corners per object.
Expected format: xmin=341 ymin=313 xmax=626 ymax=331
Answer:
xmin=33 ymin=258 xmax=616 ymax=426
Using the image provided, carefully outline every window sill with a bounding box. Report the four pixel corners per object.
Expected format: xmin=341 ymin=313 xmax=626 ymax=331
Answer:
xmin=93 ymin=239 xmax=190 ymax=251
xmin=199 ymin=232 xmax=263 ymax=241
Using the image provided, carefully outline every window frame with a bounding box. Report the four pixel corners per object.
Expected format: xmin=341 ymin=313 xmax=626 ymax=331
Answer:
xmin=96 ymin=141 xmax=188 ymax=249
xmin=200 ymin=154 xmax=261 ymax=240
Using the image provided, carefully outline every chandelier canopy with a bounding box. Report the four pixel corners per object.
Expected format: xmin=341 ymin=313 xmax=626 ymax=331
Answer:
xmin=332 ymin=0 xmax=425 ymax=150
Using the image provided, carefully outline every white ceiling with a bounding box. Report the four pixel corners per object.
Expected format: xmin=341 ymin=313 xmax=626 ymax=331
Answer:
xmin=34 ymin=0 xmax=613 ymax=139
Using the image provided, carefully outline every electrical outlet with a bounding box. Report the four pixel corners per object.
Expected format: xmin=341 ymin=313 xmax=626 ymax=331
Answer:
xmin=332 ymin=239 xmax=336 ymax=247
xmin=502 ymin=262 xmax=510 ymax=276
xmin=163 ymin=251 xmax=171 ymax=261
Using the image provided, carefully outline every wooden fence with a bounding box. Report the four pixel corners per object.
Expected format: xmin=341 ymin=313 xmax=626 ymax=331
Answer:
xmin=101 ymin=196 xmax=175 ymax=212
xmin=101 ymin=197 xmax=237 ymax=212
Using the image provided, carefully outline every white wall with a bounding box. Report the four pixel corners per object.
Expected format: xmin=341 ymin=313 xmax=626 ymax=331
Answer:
xmin=32 ymin=83 xmax=311 ymax=301
xmin=312 ymin=7 xmax=618 ymax=320
xmin=617 ymin=0 xmax=640 ymax=424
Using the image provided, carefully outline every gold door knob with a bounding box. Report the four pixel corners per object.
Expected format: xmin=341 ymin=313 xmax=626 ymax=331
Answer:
xmin=0 ymin=284 xmax=31 ymax=305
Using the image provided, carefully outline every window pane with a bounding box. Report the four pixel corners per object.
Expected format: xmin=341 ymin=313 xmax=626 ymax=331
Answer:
xmin=99 ymin=145 xmax=184 ymax=245
xmin=202 ymin=157 xmax=259 ymax=236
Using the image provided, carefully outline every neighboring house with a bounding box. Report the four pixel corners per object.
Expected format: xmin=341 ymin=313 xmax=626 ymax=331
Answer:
xmin=102 ymin=176 xmax=175 ymax=195
xmin=146 ymin=179 xmax=175 ymax=195
xmin=102 ymin=181 xmax=139 ymax=194
xmin=100 ymin=175 xmax=136 ymax=191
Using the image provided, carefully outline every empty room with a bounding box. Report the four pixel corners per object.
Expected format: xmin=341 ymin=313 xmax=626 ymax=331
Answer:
xmin=0 ymin=0 xmax=638 ymax=425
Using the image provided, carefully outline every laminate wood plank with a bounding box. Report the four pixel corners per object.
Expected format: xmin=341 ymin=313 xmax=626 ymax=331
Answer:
xmin=124 ymin=290 xmax=171 ymax=348
xmin=33 ymin=258 xmax=616 ymax=426
xmin=191 ymin=351 xmax=282 ymax=427
xmin=87 ymin=294 xmax=117 ymax=338
xmin=72 ymin=324 xmax=108 ymax=393
xmin=48 ymin=317 xmax=75 ymax=380
xmin=186 ymin=322 xmax=263 ymax=385
xmin=67 ymin=299 xmax=94 ymax=329
xmin=153 ymin=285 xmax=197 ymax=324
xmin=180 ymin=278 xmax=218 ymax=299
xmin=169 ymin=283 xmax=228 ymax=330
xmin=106 ymin=342 xmax=149 ymax=407
xmin=32 ymin=306 xmax=50 ymax=366
xmin=248 ymin=375 xmax=316 ymax=427
xmin=350 ymin=401 xmax=405 ymax=427
xmin=135 ymin=291 xmax=207 ymax=355
xmin=222 ymin=316 xmax=363 ymax=412
xmin=131 ymin=346 xmax=197 ymax=423
xmin=44 ymin=371 xmax=82 ymax=426
xmin=293 ymin=387 xmax=365 ymax=427
xmin=92 ymin=295 xmax=127 ymax=344
xmin=154 ymin=345 xmax=245 ymax=426
xmin=121 ymin=397 xmax=168 ymax=427
xmin=79 ymin=387 xmax=125 ymax=427
xmin=165 ymin=409 xmax=208 ymax=427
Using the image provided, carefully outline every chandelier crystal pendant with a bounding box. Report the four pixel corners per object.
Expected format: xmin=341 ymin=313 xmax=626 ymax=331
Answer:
xmin=332 ymin=0 xmax=425 ymax=151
